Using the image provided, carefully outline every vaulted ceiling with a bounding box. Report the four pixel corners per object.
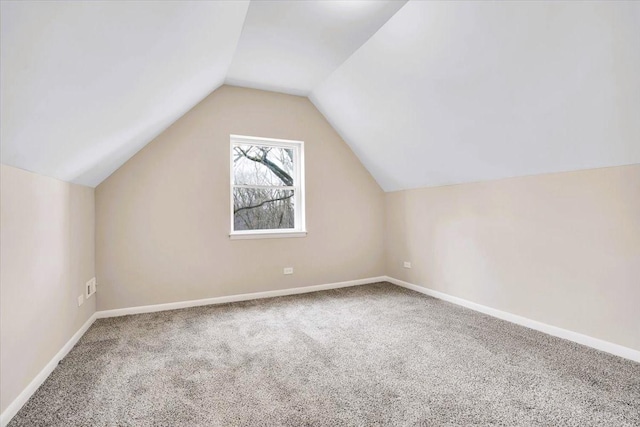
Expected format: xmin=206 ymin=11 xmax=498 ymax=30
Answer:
xmin=2 ymin=1 xmax=639 ymax=190
xmin=1 ymin=1 xmax=250 ymax=187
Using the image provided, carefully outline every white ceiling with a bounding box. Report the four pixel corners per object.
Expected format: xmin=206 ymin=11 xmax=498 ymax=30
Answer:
xmin=311 ymin=1 xmax=640 ymax=191
xmin=1 ymin=1 xmax=249 ymax=186
xmin=2 ymin=1 xmax=639 ymax=190
xmin=226 ymin=0 xmax=406 ymax=96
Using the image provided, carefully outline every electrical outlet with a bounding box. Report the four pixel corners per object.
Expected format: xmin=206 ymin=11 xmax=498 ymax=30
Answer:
xmin=403 ymin=261 xmax=412 ymax=269
xmin=77 ymin=295 xmax=84 ymax=307
xmin=283 ymin=267 xmax=294 ymax=275
xmin=86 ymin=277 xmax=96 ymax=298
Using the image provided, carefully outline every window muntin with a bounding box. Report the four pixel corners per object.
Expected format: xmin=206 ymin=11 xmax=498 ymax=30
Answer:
xmin=230 ymin=135 xmax=305 ymax=238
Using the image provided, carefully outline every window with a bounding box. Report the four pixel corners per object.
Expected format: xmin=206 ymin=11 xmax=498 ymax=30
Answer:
xmin=230 ymin=135 xmax=306 ymax=239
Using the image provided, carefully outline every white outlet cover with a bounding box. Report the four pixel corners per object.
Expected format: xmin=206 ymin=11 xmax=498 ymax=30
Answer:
xmin=284 ymin=267 xmax=294 ymax=275
xmin=403 ymin=262 xmax=412 ymax=268
xmin=77 ymin=295 xmax=84 ymax=307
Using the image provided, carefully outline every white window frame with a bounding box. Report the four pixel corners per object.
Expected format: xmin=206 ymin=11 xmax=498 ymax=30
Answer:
xmin=229 ymin=134 xmax=306 ymax=240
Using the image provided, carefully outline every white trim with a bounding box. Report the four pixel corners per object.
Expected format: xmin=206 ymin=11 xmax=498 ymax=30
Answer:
xmin=4 ymin=275 xmax=636 ymax=427
xmin=96 ymin=276 xmax=386 ymax=318
xmin=229 ymin=134 xmax=304 ymax=147
xmin=0 ymin=276 xmax=385 ymax=426
xmin=230 ymin=135 xmax=306 ymax=237
xmin=0 ymin=313 xmax=98 ymax=427
xmin=230 ymin=230 xmax=307 ymax=240
xmin=384 ymin=276 xmax=640 ymax=363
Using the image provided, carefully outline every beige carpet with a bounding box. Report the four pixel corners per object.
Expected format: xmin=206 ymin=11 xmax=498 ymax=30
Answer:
xmin=9 ymin=282 xmax=640 ymax=426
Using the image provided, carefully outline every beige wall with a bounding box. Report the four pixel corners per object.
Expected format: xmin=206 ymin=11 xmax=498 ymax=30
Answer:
xmin=95 ymin=85 xmax=638 ymax=353
xmin=0 ymin=165 xmax=96 ymax=412
xmin=386 ymin=164 xmax=640 ymax=351
xmin=1 ymin=84 xmax=637 ymax=418
xmin=95 ymin=85 xmax=385 ymax=311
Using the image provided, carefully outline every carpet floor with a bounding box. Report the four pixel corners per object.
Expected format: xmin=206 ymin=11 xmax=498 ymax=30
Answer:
xmin=8 ymin=282 xmax=640 ymax=426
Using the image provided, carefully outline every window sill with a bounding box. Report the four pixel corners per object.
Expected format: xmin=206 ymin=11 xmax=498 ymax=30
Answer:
xmin=229 ymin=230 xmax=307 ymax=240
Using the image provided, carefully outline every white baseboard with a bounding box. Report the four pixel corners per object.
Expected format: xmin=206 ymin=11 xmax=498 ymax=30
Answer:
xmin=0 ymin=312 xmax=98 ymax=427
xmin=0 ymin=276 xmax=386 ymax=426
xmin=4 ymin=275 xmax=636 ymax=426
xmin=385 ymin=276 xmax=640 ymax=363
xmin=96 ymin=276 xmax=387 ymax=319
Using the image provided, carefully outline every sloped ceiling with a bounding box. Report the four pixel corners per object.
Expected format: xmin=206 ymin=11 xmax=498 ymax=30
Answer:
xmin=311 ymin=1 xmax=640 ymax=191
xmin=0 ymin=1 xmax=249 ymax=186
xmin=226 ymin=0 xmax=406 ymax=96
xmin=2 ymin=1 xmax=639 ymax=190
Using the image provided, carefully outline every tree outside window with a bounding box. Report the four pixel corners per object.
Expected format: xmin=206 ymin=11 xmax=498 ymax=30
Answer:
xmin=230 ymin=135 xmax=305 ymax=238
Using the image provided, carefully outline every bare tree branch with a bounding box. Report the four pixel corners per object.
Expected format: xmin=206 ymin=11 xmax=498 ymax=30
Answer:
xmin=236 ymin=147 xmax=293 ymax=186
xmin=233 ymin=193 xmax=294 ymax=214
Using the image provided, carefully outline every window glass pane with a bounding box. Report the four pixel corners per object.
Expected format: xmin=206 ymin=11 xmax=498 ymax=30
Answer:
xmin=233 ymin=144 xmax=294 ymax=186
xmin=233 ymin=188 xmax=295 ymax=230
